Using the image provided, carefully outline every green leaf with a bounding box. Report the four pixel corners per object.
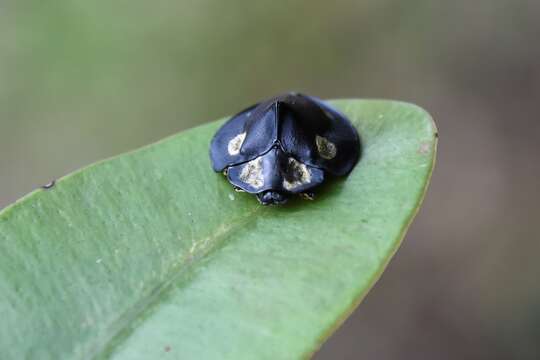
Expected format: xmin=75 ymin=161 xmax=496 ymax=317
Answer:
xmin=0 ymin=99 xmax=437 ymax=359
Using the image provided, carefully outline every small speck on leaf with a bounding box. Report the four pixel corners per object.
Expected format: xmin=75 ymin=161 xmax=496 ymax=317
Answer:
xmin=228 ymin=193 xmax=235 ymax=201
xmin=42 ymin=181 xmax=56 ymax=190
xmin=164 ymin=346 xmax=171 ymax=352
xmin=96 ymin=258 xmax=102 ymax=264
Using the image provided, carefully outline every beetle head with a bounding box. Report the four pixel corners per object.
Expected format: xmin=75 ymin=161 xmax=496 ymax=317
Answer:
xmin=257 ymin=191 xmax=288 ymax=206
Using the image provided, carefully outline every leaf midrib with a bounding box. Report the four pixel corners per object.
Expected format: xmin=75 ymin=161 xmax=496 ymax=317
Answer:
xmin=91 ymin=205 xmax=263 ymax=359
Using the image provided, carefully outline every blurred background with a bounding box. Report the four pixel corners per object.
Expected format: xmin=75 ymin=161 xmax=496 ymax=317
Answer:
xmin=1 ymin=0 xmax=539 ymax=358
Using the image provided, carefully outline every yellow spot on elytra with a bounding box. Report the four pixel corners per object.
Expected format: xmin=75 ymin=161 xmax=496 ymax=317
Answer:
xmin=239 ymin=157 xmax=264 ymax=189
xmin=315 ymin=135 xmax=337 ymax=160
xmin=228 ymin=132 xmax=246 ymax=155
xmin=283 ymin=157 xmax=311 ymax=190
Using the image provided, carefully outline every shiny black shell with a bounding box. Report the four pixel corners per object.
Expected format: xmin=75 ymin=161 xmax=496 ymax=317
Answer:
xmin=210 ymin=93 xmax=361 ymax=205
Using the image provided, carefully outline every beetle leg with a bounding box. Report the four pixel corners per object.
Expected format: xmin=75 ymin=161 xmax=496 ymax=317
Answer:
xmin=300 ymin=192 xmax=315 ymax=200
xmin=233 ymin=186 xmax=245 ymax=193
xmin=223 ymin=168 xmax=229 ymax=176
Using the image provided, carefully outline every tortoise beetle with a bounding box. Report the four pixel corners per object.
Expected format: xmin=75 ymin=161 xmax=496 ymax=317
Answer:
xmin=210 ymin=92 xmax=361 ymax=205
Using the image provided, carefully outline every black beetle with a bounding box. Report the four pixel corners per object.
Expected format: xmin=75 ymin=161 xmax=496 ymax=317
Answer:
xmin=210 ymin=93 xmax=361 ymax=205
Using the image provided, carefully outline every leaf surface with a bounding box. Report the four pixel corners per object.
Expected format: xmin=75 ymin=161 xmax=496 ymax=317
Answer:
xmin=0 ymin=100 xmax=437 ymax=359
